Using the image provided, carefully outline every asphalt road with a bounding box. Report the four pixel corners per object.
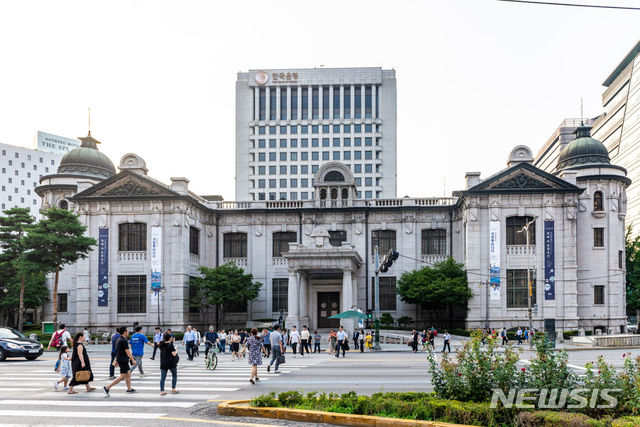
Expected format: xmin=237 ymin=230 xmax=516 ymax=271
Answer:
xmin=0 ymin=340 xmax=638 ymax=426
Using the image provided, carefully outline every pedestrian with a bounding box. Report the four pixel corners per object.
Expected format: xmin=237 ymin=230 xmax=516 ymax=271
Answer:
xmin=524 ymin=327 xmax=529 ymax=344
xmin=151 ymin=327 xmax=162 ymax=360
xmin=282 ymin=329 xmax=289 ymax=353
xmin=442 ymin=331 xmax=451 ymax=353
xmin=327 ymin=329 xmax=336 ymax=355
xmin=103 ymin=326 xmax=137 ymax=396
xmin=300 ymin=325 xmax=310 ymax=357
xmin=429 ymin=329 xmax=436 ymax=350
xmin=130 ymin=326 xmax=153 ymax=377
xmin=365 ymin=331 xmax=373 ymax=351
xmin=289 ymin=326 xmax=300 ymax=357
xmin=421 ymin=329 xmax=428 ymax=351
xmin=411 ymin=329 xmax=419 ymax=353
xmin=159 ymin=331 xmax=179 ymax=396
xmin=262 ymin=328 xmax=271 ymax=357
xmin=166 ymin=328 xmax=176 ymax=343
xmin=267 ymin=324 xmax=284 ymax=373
xmin=68 ymin=332 xmax=95 ymax=394
xmin=182 ymin=325 xmax=197 ymax=361
xmin=246 ymin=328 xmax=263 ymax=384
xmin=359 ymin=329 xmax=365 ymax=353
xmin=48 ymin=323 xmax=72 ymax=351
xmin=313 ymin=330 xmax=321 ymax=353
xmin=239 ymin=329 xmax=249 ymax=357
xmin=204 ymin=326 xmax=218 ymax=358
xmin=218 ymin=330 xmax=227 ymax=353
xmin=230 ymin=330 xmax=241 ymax=360
xmin=501 ymin=328 xmax=508 ymax=346
xmin=193 ymin=327 xmax=201 ymax=357
xmin=352 ymin=329 xmax=360 ymax=351
xmin=516 ymin=327 xmax=523 ymax=345
xmin=53 ymin=345 xmax=71 ymax=391
xmin=335 ymin=326 xmax=347 ymax=358
xmin=108 ymin=327 xmax=121 ymax=380
xmin=83 ymin=327 xmax=90 ymax=346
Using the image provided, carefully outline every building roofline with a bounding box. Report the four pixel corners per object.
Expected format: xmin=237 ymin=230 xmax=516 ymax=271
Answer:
xmin=603 ymin=40 xmax=640 ymax=87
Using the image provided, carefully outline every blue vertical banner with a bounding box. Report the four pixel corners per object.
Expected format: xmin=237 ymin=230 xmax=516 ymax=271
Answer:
xmin=98 ymin=228 xmax=109 ymax=307
xmin=544 ymin=220 xmax=555 ymax=300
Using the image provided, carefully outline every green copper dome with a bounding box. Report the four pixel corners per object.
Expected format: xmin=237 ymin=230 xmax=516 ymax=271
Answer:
xmin=556 ymin=125 xmax=610 ymax=171
xmin=57 ymin=132 xmax=116 ymax=179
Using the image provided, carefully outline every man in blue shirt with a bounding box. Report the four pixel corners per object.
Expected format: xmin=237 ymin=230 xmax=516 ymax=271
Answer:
xmin=182 ymin=325 xmax=197 ymax=360
xmin=203 ymin=326 xmax=218 ymax=357
xmin=150 ymin=327 xmax=162 ymax=360
xmin=130 ymin=326 xmax=153 ymax=377
xmin=109 ymin=328 xmax=121 ymax=379
xmin=266 ymin=324 xmax=284 ymax=373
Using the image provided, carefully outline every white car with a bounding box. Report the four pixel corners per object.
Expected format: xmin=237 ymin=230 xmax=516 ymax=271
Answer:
xmin=627 ymin=323 xmax=638 ymax=333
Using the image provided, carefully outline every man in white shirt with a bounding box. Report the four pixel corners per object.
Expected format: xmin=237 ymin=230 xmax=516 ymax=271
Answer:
xmin=289 ymin=326 xmax=300 ymax=357
xmin=300 ymin=326 xmax=310 ymax=357
xmin=47 ymin=323 xmax=72 ymax=350
xmin=182 ymin=325 xmax=197 ymax=360
xmin=335 ymin=326 xmax=347 ymax=358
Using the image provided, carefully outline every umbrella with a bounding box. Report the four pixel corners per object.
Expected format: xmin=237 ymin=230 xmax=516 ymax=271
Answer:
xmin=329 ymin=309 xmax=367 ymax=319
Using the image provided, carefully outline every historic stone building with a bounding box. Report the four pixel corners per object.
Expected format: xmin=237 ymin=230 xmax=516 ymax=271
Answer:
xmin=36 ymin=125 xmax=629 ymax=334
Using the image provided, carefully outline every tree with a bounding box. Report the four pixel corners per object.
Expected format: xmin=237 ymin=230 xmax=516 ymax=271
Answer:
xmin=24 ymin=208 xmax=96 ymax=325
xmin=0 ymin=207 xmax=36 ymax=331
xmin=380 ymin=313 xmax=394 ymax=327
xmin=626 ymin=225 xmax=640 ymax=322
xmin=397 ymin=257 xmax=472 ymax=329
xmin=0 ymin=259 xmax=48 ymax=328
xmin=189 ymin=262 xmax=262 ymax=329
xmin=397 ymin=315 xmax=413 ymax=329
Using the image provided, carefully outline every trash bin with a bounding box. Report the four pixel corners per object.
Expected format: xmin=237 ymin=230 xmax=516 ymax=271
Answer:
xmin=42 ymin=322 xmax=55 ymax=334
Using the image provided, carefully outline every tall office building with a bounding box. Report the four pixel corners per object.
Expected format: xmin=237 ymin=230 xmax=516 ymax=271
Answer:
xmin=235 ymin=67 xmax=397 ymax=201
xmin=534 ymin=118 xmax=595 ymax=172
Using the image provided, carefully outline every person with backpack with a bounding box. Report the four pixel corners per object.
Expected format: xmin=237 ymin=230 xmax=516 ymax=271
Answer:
xmin=159 ymin=332 xmax=179 ymax=395
xmin=48 ymin=324 xmax=72 ymax=351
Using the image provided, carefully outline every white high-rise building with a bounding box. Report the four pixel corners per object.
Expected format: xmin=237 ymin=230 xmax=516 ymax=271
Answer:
xmin=235 ymin=67 xmax=397 ymax=202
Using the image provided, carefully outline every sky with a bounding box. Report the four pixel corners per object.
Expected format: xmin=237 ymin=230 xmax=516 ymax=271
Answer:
xmin=0 ymin=0 xmax=638 ymax=199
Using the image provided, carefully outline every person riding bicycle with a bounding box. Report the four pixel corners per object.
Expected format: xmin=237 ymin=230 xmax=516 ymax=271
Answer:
xmin=203 ymin=326 xmax=218 ymax=357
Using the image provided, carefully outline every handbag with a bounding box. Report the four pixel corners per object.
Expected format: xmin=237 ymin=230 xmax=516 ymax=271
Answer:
xmin=75 ymin=370 xmax=91 ymax=382
xmin=277 ymin=354 xmax=286 ymax=364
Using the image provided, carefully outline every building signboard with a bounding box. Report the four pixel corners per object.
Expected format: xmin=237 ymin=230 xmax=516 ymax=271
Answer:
xmin=36 ymin=131 xmax=80 ymax=155
xmin=489 ymin=221 xmax=501 ymax=301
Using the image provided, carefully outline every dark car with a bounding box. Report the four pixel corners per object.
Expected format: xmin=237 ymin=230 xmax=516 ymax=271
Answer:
xmin=0 ymin=327 xmax=44 ymax=361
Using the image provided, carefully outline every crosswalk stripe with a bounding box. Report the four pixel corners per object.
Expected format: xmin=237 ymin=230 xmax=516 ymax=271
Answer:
xmin=36 ymin=392 xmax=219 ymax=400
xmin=0 ymin=388 xmax=43 ymax=391
xmin=110 ymin=386 xmax=239 ymax=391
xmin=0 ymin=399 xmax=196 ymax=408
xmin=0 ymin=410 xmax=166 ymax=419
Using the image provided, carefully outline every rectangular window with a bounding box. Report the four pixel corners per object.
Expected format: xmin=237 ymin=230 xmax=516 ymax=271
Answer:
xmin=422 ymin=229 xmax=446 ymax=255
xmin=312 ymin=165 xmax=318 ymax=173
xmin=354 ymin=151 xmax=362 ymax=160
xmin=302 ymin=88 xmax=308 ymax=119
xmin=290 ymin=139 xmax=297 ymax=148
xmin=371 ymin=230 xmax=396 ymax=255
xmin=365 ymin=151 xmax=372 ymax=159
xmin=269 ymin=126 xmax=276 ymax=134
xmin=333 ymin=151 xmax=340 ymax=160
xmin=594 ymin=285 xmax=605 ymax=305
xmin=344 ymin=137 xmax=351 ymax=147
xmin=280 ymin=179 xmax=287 ymax=188
xmin=301 ymin=138 xmax=308 ymax=147
xmin=290 ymin=165 xmax=297 ymax=174
xmin=280 ymin=139 xmax=287 ymax=148
xmin=328 ymin=230 xmax=346 ymax=247
xmin=290 ymin=192 xmax=297 ymax=200
xmin=354 ymin=137 xmax=361 ymax=146
xmin=290 ymin=178 xmax=297 ymax=188
xmin=619 ymin=250 xmax=624 ymax=269
xmin=354 ymin=164 xmax=362 ymax=173
xmin=279 ymin=166 xmax=286 ymax=174
xmin=594 ymin=228 xmax=604 ymax=247
xmin=301 ymin=178 xmax=308 ymax=187
xmin=272 ymin=278 xmax=288 ymax=312
xmin=269 ymin=179 xmax=276 ymax=188
xmin=333 ymin=138 xmax=340 ymax=147
xmin=269 ymin=152 xmax=276 ymax=161
xmin=258 ymin=179 xmax=265 ymax=188
xmin=280 ymin=126 xmax=287 ymax=134
xmin=365 ymin=164 xmax=372 ymax=173
xmin=355 ymin=177 xmax=362 ymax=186
xmin=270 ymin=88 xmax=277 ymax=120
xmin=223 ymin=233 xmax=247 ymax=258
xmin=312 ymin=125 xmax=319 ymax=134
xmin=322 ymin=86 xmax=329 ymax=119
xmin=117 ymin=275 xmax=146 ymax=313
xmin=301 ymin=192 xmax=308 ymax=200
xmin=333 ymin=125 xmax=340 ymax=133
xmin=312 ymin=87 xmax=319 ymax=119
xmin=365 ymin=177 xmax=372 ymax=186
xmin=291 ymin=88 xmax=298 ymax=120
xmin=58 ymin=293 xmax=68 ymax=313
xmin=322 ymin=151 xmax=330 ymax=160
xmin=258 ymin=139 xmax=266 ymax=148
xmin=355 ymin=86 xmax=362 ymax=118
xmin=365 ymin=137 xmax=372 ymax=146
xmin=365 ymin=85 xmax=372 ymax=118
xmin=270 ymin=165 xmax=277 ymax=174
xmin=333 ymin=86 xmax=340 ymax=118
xmin=344 ymin=88 xmax=351 ymax=119
xmin=371 ymin=277 xmax=397 ymax=310
xmin=119 ymin=223 xmax=147 ymax=251
xmin=280 ymin=152 xmax=287 ymax=161
xmin=506 ymin=269 xmax=536 ymax=308
xmin=291 ymin=125 xmax=298 ymax=135
xmin=312 ymin=152 xmax=319 ymax=161
xmin=258 ymin=166 xmax=266 ymax=174
xmin=280 ymin=89 xmax=287 ymax=120
xmin=344 ymin=151 xmax=351 ymax=160
xmin=312 ymin=138 xmax=319 ymax=147
xmin=323 ymin=125 xmax=330 ymax=133
xmin=506 ymin=217 xmax=536 ymax=245
xmin=365 ymin=191 xmax=372 ymax=199
xmin=259 ymin=126 xmax=266 ymax=135
xmin=259 ymin=88 xmax=266 ymax=120
xmin=344 ymin=124 xmax=351 ymax=133
xmin=301 ymin=152 xmax=308 ymax=161
xmin=365 ymin=124 xmax=373 ymax=133
xmin=301 ymin=165 xmax=308 ymax=174
xmin=189 ymin=226 xmax=200 ymax=255
xmin=273 ymin=231 xmax=297 ymax=257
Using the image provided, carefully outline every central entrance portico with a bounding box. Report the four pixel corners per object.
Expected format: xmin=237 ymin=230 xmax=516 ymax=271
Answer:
xmin=283 ymin=226 xmax=363 ymax=331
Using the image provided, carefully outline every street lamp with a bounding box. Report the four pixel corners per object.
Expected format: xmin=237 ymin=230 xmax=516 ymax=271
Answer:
xmin=518 ymin=216 xmax=537 ymax=348
xmin=478 ymin=280 xmax=490 ymax=329
xmin=151 ymin=285 xmax=167 ymax=327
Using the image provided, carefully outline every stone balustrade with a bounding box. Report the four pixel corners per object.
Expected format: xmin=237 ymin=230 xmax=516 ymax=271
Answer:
xmin=118 ymin=251 xmax=147 ymax=261
xmin=223 ymin=257 xmax=248 ymax=267
xmin=506 ymin=245 xmax=536 ymax=255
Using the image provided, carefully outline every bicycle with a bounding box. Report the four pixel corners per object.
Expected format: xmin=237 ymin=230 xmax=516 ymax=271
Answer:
xmin=204 ymin=340 xmax=218 ymax=370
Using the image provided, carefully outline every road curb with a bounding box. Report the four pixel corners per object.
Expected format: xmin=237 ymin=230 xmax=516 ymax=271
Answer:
xmin=217 ymin=400 xmax=474 ymax=427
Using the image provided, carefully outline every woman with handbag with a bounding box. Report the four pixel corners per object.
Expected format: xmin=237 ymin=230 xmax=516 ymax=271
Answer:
xmin=159 ymin=332 xmax=179 ymax=395
xmin=68 ymin=332 xmax=95 ymax=394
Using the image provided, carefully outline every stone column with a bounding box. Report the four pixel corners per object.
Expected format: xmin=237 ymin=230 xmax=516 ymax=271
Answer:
xmin=299 ymin=274 xmax=310 ymax=327
xmin=342 ymin=268 xmax=355 ymax=331
xmin=265 ymin=87 xmax=271 ymax=121
xmin=254 ymin=87 xmax=259 ymax=121
xmin=286 ymin=269 xmax=300 ymax=327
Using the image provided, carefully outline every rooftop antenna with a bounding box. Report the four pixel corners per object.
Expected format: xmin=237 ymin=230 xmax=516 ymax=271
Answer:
xmin=88 ymin=107 xmax=91 ymax=136
xmin=580 ymin=97 xmax=584 ymax=125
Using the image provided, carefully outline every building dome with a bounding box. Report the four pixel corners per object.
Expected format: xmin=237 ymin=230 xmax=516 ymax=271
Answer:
xmin=556 ymin=125 xmax=610 ymax=171
xmin=57 ymin=132 xmax=116 ymax=179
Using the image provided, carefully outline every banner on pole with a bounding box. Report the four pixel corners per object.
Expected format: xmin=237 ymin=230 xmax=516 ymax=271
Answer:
xmin=489 ymin=221 xmax=501 ymax=301
xmin=151 ymin=226 xmax=162 ymax=305
xmin=98 ymin=228 xmax=109 ymax=307
xmin=544 ymin=220 xmax=555 ymax=300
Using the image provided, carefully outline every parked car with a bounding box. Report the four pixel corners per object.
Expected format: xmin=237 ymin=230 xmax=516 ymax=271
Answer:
xmin=0 ymin=327 xmax=43 ymax=361
xmin=627 ymin=323 xmax=638 ymax=334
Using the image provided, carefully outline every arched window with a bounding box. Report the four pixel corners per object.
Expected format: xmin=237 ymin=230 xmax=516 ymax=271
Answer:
xmin=341 ymin=188 xmax=349 ymax=199
xmin=325 ymin=171 xmax=345 ymax=182
xmin=320 ymin=188 xmax=327 ymax=200
xmin=59 ymin=200 xmax=68 ymax=210
xmin=330 ymin=188 xmax=338 ymax=199
xmin=594 ymin=191 xmax=604 ymax=211
xmin=119 ymin=223 xmax=147 ymax=251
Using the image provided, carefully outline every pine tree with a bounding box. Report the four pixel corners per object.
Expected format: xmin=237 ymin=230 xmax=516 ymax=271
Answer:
xmin=24 ymin=208 xmax=96 ymax=325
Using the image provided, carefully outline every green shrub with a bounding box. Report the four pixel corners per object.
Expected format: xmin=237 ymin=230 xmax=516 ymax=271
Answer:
xmin=277 ymin=391 xmax=303 ymax=407
xmin=251 ymin=392 xmax=279 ymax=407
xmin=516 ymin=410 xmax=602 ymax=427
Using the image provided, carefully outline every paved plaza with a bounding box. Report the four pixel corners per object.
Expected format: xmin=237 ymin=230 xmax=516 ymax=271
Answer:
xmin=0 ymin=337 xmax=638 ymax=426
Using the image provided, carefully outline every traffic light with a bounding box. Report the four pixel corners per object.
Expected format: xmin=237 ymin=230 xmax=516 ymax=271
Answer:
xmin=378 ymin=250 xmax=399 ymax=273
xmin=366 ymin=310 xmax=373 ymax=320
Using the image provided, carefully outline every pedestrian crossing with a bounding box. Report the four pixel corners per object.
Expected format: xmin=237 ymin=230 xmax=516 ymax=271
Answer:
xmin=0 ymin=352 xmax=326 ymax=425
